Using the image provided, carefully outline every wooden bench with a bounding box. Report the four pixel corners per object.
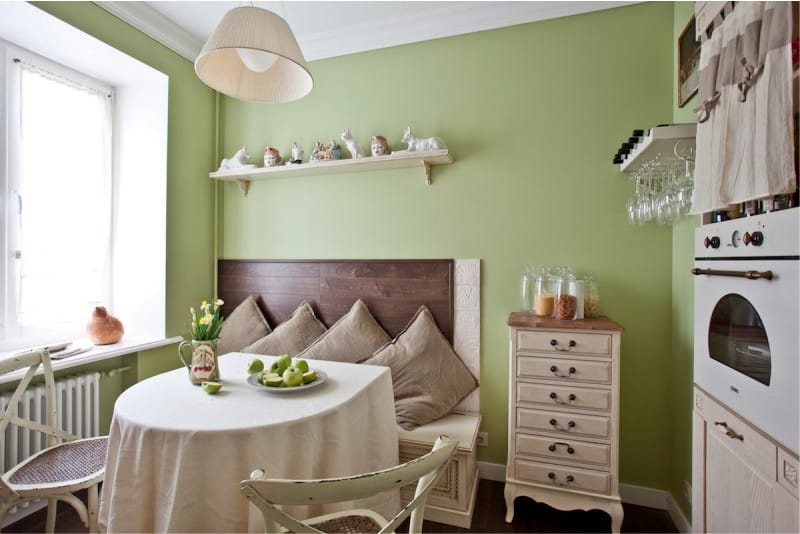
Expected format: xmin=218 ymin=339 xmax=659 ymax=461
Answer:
xmin=398 ymin=411 xmax=482 ymax=528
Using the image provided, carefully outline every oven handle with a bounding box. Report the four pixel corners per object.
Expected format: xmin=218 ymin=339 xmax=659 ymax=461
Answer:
xmin=691 ymin=268 xmax=773 ymax=280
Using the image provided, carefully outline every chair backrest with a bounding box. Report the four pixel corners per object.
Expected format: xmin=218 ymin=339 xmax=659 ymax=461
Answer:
xmin=241 ymin=434 xmax=458 ymax=534
xmin=0 ymin=350 xmax=76 ymax=447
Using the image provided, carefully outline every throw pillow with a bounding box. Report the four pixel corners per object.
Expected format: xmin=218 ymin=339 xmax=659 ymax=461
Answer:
xmin=297 ymin=299 xmax=391 ymax=363
xmin=216 ymin=296 xmax=271 ymax=355
xmin=363 ymin=305 xmax=478 ymax=430
xmin=242 ymin=302 xmax=327 ymax=357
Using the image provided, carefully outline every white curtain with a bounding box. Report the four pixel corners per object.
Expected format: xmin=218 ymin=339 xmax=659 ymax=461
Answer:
xmin=691 ymin=1 xmax=796 ymax=214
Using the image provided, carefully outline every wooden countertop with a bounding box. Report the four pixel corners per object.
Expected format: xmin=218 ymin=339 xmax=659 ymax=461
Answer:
xmin=507 ymin=312 xmax=623 ymax=331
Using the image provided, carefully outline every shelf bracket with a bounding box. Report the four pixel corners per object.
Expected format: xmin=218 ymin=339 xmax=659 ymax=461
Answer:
xmin=423 ymin=162 xmax=432 ymax=185
xmin=236 ymin=179 xmax=251 ymax=197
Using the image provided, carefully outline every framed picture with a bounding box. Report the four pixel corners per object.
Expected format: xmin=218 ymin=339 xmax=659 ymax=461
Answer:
xmin=678 ymin=16 xmax=700 ymax=108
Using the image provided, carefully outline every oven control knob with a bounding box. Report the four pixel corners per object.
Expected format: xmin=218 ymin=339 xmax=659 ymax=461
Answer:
xmin=750 ymin=231 xmax=764 ymax=246
xmin=704 ymin=236 xmax=721 ymax=249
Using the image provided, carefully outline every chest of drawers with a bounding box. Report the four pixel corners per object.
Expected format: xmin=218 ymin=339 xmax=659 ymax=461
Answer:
xmin=505 ymin=313 xmax=624 ymax=532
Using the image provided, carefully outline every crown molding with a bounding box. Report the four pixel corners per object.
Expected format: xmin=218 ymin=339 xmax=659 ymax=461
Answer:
xmin=94 ymin=1 xmax=203 ymax=61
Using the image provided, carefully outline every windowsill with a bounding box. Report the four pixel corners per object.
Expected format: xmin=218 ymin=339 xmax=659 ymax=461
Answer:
xmin=0 ymin=335 xmax=182 ymax=386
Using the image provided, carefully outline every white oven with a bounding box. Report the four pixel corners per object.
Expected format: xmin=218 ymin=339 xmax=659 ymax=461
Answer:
xmin=693 ymin=207 xmax=799 ymax=455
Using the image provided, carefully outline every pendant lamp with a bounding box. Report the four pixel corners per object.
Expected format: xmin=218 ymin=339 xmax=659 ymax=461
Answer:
xmin=194 ymin=6 xmax=313 ymax=103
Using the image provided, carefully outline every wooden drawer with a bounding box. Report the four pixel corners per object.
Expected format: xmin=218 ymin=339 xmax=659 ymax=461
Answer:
xmin=513 ymin=458 xmax=610 ymax=494
xmin=518 ymin=382 xmax=611 ymax=411
xmin=516 ymin=407 xmax=611 ymax=440
xmin=517 ymin=356 xmax=611 ymax=384
xmin=778 ymin=446 xmax=799 ymax=499
xmin=517 ymin=330 xmax=611 ymax=356
xmin=516 ymin=433 xmax=610 ymax=467
xmin=695 ymin=389 xmax=776 ymax=482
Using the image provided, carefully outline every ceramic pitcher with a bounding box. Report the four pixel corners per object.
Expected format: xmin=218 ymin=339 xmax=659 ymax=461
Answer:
xmin=178 ymin=339 xmax=220 ymax=385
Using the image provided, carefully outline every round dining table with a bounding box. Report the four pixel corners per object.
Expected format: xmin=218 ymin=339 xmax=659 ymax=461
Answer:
xmin=98 ymin=352 xmax=400 ymax=533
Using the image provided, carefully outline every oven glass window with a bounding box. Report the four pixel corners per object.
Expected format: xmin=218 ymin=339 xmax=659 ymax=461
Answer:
xmin=708 ymin=293 xmax=771 ymax=385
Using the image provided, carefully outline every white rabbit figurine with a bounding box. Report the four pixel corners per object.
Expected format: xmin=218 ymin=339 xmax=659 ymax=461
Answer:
xmin=340 ymin=129 xmax=367 ymax=159
xmin=401 ymin=127 xmax=447 ymax=152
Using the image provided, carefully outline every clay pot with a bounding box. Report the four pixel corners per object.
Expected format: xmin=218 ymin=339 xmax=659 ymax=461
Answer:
xmin=87 ymin=307 xmax=124 ymax=345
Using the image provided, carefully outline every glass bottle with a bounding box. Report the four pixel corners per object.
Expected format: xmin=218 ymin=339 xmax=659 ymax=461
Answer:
xmin=520 ymin=273 xmax=534 ymax=314
xmin=583 ymin=276 xmax=600 ymax=318
xmin=554 ymin=273 xmax=578 ymax=320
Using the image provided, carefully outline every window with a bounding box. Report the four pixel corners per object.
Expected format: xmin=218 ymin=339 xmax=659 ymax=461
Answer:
xmin=0 ymin=2 xmax=170 ymax=356
xmin=2 ymin=52 xmax=113 ymax=348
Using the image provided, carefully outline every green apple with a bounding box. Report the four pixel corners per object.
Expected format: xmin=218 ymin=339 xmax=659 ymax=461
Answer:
xmin=269 ymin=354 xmax=292 ymax=375
xmin=201 ymin=381 xmax=222 ymax=394
xmin=292 ymin=358 xmax=309 ymax=373
xmin=302 ymin=370 xmax=317 ymax=384
xmin=247 ymin=358 xmax=264 ymax=374
xmin=282 ymin=366 xmax=304 ymax=387
xmin=259 ymin=372 xmax=280 ymax=385
xmin=263 ymin=375 xmax=284 ymax=387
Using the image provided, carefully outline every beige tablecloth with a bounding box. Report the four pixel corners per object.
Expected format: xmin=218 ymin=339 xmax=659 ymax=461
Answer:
xmin=98 ymin=352 xmax=400 ymax=533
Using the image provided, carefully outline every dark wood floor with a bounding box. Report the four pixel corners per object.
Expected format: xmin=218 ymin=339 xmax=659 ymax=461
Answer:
xmin=5 ymin=480 xmax=678 ymax=533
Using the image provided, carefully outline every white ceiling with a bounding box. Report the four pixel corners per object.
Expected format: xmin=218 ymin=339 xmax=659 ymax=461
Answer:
xmin=96 ymin=1 xmax=636 ymax=62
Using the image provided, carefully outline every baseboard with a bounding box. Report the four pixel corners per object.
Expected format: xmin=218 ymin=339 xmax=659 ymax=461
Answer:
xmin=477 ymin=462 xmax=692 ymax=532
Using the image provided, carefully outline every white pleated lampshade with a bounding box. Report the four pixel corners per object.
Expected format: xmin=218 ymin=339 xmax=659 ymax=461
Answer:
xmin=194 ymin=6 xmax=313 ymax=103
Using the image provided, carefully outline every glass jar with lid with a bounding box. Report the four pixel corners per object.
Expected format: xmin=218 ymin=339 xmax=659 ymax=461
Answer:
xmin=533 ymin=272 xmax=555 ymax=317
xmin=554 ymin=273 xmax=578 ymax=320
xmin=583 ymin=275 xmax=600 ymax=318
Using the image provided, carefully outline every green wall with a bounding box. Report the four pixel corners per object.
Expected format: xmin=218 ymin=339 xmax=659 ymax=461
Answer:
xmin=218 ymin=2 xmax=678 ymax=491
xmin=29 ymin=0 xmax=700 ymax=511
xmin=671 ymin=1 xmax=700 ymax=517
xmin=31 ymin=2 xmax=218 ymax=419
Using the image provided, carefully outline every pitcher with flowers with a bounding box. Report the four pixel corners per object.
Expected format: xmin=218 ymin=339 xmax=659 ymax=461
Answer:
xmin=179 ymin=298 xmax=225 ymax=385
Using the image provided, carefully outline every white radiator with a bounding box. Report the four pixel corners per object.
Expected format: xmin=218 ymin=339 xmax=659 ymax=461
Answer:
xmin=1 ymin=371 xmax=101 ymax=525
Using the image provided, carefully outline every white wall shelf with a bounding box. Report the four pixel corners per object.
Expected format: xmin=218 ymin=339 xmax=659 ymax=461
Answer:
xmin=209 ymin=149 xmax=453 ymax=196
xmin=618 ymin=124 xmax=696 ymax=173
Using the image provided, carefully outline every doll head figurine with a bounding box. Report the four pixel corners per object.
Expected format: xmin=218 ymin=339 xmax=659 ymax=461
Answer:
xmin=263 ymin=147 xmax=281 ymax=167
xmin=371 ymin=135 xmax=390 ymax=156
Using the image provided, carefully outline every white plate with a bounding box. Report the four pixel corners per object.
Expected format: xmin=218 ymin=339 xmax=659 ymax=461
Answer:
xmin=246 ymin=370 xmax=328 ymax=392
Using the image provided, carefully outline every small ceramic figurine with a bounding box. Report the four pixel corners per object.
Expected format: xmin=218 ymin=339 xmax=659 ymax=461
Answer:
xmin=401 ymin=127 xmax=447 ymax=151
xmin=263 ymin=147 xmax=282 ymax=167
xmin=329 ymin=139 xmax=342 ymax=160
xmin=287 ymin=142 xmax=304 ymax=165
xmin=309 ymin=141 xmax=324 ymax=163
xmin=218 ymin=146 xmax=256 ymax=171
xmin=87 ymin=306 xmax=124 ymax=345
xmin=371 ymin=135 xmax=390 ymax=156
xmin=340 ymin=129 xmax=367 ymax=159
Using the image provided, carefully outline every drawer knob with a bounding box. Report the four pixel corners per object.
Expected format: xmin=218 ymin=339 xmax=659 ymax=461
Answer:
xmin=714 ymin=420 xmax=744 ymax=441
xmin=547 ymin=472 xmax=575 ymax=486
xmin=548 ymin=418 xmax=576 ymax=430
xmin=550 ymin=339 xmax=577 ymax=352
xmin=548 ymin=442 xmax=575 ymax=454
xmin=549 ymin=365 xmax=578 ymax=377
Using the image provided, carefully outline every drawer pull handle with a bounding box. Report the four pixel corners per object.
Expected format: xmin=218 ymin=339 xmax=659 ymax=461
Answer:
xmin=548 ymin=442 xmax=575 ymax=454
xmin=548 ymin=418 xmax=576 ymax=431
xmin=549 ymin=392 xmax=576 ymax=404
xmin=549 ymin=365 xmax=577 ymax=377
xmin=549 ymin=339 xmax=577 ymax=352
xmin=714 ymin=421 xmax=744 ymax=441
xmin=547 ymin=472 xmax=575 ymax=486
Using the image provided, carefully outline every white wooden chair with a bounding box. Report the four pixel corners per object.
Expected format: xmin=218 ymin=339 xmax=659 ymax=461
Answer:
xmin=0 ymin=350 xmax=108 ymax=533
xmin=240 ymin=435 xmax=458 ymax=534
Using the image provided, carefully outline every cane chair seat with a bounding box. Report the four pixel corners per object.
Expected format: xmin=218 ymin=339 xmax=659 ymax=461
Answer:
xmin=6 ymin=436 xmax=108 ymax=486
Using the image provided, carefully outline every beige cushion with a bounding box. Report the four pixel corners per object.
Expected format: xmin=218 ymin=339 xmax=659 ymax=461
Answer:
xmin=363 ymin=306 xmax=478 ymax=430
xmin=243 ymin=302 xmax=327 ymax=357
xmin=217 ymin=296 xmax=271 ymax=355
xmin=298 ymin=299 xmax=391 ymax=364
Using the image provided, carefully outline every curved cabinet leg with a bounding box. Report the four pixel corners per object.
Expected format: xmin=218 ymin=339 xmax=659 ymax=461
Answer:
xmin=608 ymin=501 xmax=624 ymax=533
xmin=504 ymin=483 xmax=517 ymax=522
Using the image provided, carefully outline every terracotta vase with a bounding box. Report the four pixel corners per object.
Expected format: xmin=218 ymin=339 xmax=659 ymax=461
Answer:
xmin=86 ymin=306 xmax=124 ymax=345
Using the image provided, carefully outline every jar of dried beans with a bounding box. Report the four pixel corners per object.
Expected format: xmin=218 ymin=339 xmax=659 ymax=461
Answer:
xmin=554 ymin=274 xmax=578 ymax=320
xmin=583 ymin=276 xmax=600 ymax=318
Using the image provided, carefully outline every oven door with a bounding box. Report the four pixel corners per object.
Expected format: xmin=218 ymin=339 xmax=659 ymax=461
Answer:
xmin=694 ymin=258 xmax=799 ymax=454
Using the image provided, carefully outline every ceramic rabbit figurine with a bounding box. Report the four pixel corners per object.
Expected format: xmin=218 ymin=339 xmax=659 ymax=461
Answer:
xmin=340 ymin=129 xmax=367 ymax=159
